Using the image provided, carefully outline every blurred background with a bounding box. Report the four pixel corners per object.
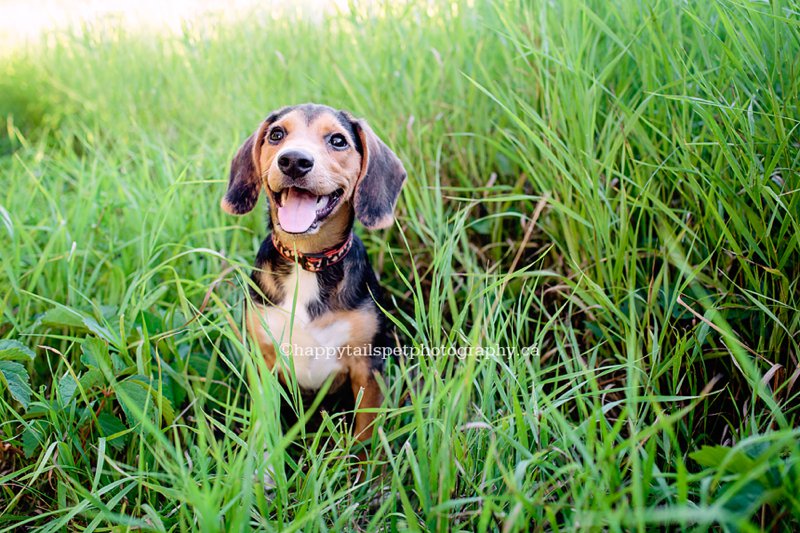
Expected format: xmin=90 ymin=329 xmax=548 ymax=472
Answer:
xmin=0 ymin=0 xmax=352 ymax=47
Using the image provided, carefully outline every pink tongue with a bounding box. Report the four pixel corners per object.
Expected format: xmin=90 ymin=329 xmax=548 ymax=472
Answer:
xmin=278 ymin=189 xmax=318 ymax=233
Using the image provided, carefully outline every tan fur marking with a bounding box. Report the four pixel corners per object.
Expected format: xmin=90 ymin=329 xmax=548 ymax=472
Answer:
xmin=255 ymin=109 xmax=363 ymax=254
xmin=220 ymin=197 xmax=237 ymax=215
xmin=246 ymin=305 xmax=277 ymax=369
xmin=251 ymin=268 xmax=281 ymax=304
xmin=350 ymin=361 xmax=383 ymax=442
xmin=368 ymin=213 xmax=395 ymax=230
xmin=314 ymin=308 xmax=382 ymax=441
xmin=311 ymin=307 xmax=379 ymax=366
xmin=246 ymin=304 xmax=381 ymax=402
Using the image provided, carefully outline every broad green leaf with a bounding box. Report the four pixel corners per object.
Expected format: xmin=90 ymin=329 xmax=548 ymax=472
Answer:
xmin=97 ymin=412 xmax=129 ymax=450
xmin=151 ymin=387 xmax=175 ymax=425
xmin=58 ymin=373 xmax=78 ymax=405
xmin=690 ymin=445 xmax=756 ymax=475
xmin=38 ymin=307 xmax=89 ymax=330
xmin=0 ymin=360 xmax=33 ymax=409
xmin=0 ymin=340 xmax=35 ymax=362
xmin=111 ymin=352 xmax=130 ymax=374
xmin=21 ymin=423 xmax=43 ymax=458
xmin=187 ymin=352 xmax=223 ymax=379
xmin=723 ymin=479 xmax=767 ymax=516
xmin=80 ymin=337 xmax=112 ymax=372
xmin=78 ymin=368 xmax=105 ymax=390
xmin=82 ymin=316 xmax=118 ymax=347
xmin=128 ymin=377 xmax=175 ymax=425
xmin=116 ymin=380 xmax=152 ymax=425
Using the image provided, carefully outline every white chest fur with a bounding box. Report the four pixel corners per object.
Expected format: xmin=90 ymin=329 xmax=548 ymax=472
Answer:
xmin=250 ymin=269 xmax=348 ymax=390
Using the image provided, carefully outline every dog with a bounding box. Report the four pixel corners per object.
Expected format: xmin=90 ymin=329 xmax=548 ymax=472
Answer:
xmin=221 ymin=103 xmax=406 ymax=447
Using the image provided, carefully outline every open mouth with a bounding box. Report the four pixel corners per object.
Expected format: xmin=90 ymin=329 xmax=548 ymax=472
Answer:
xmin=272 ymin=187 xmax=344 ymax=234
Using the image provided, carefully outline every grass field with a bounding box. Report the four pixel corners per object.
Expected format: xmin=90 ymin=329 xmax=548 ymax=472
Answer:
xmin=1 ymin=0 xmax=799 ymax=530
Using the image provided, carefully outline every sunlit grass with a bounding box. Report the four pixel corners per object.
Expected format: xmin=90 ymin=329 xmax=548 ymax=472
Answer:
xmin=0 ymin=0 xmax=798 ymax=530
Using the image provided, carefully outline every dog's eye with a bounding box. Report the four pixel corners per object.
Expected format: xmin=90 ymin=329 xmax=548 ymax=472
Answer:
xmin=268 ymin=127 xmax=285 ymax=144
xmin=329 ymin=133 xmax=348 ymax=150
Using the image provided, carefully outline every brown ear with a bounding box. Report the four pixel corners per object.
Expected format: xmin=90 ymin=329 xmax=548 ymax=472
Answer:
xmin=220 ymin=120 xmax=271 ymax=215
xmin=351 ymin=119 xmax=406 ymax=229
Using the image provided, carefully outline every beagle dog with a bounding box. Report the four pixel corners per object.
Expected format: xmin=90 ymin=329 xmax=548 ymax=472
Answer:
xmin=221 ymin=103 xmax=406 ymax=445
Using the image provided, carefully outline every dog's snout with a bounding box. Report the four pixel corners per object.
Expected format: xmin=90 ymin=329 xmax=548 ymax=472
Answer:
xmin=277 ymin=150 xmax=314 ymax=179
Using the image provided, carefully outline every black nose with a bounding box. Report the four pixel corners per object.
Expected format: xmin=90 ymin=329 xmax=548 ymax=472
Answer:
xmin=277 ymin=150 xmax=314 ymax=179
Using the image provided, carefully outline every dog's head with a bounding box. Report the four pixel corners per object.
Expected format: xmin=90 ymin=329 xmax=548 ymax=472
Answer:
xmin=221 ymin=103 xmax=406 ymax=237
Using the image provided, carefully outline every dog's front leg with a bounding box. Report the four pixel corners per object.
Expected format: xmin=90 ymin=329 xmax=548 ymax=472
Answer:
xmin=350 ymin=367 xmax=383 ymax=444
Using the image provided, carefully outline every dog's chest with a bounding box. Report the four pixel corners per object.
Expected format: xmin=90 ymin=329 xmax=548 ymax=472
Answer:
xmin=256 ymin=269 xmax=348 ymax=390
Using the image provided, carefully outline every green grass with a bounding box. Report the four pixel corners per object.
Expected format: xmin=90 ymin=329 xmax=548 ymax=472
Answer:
xmin=1 ymin=0 xmax=799 ymax=530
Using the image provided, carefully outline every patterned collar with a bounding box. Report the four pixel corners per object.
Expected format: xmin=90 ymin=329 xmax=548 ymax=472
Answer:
xmin=271 ymin=232 xmax=354 ymax=272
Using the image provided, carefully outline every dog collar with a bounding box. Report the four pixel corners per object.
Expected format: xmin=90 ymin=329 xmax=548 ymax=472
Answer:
xmin=271 ymin=232 xmax=354 ymax=272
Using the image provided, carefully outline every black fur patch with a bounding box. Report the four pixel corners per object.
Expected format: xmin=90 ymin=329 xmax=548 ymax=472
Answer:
xmin=336 ymin=112 xmax=363 ymax=154
xmin=299 ymin=103 xmax=328 ymax=124
xmin=223 ymin=106 xmax=299 ymax=214
xmin=224 ymin=133 xmax=260 ymax=214
xmin=353 ymin=124 xmax=407 ymax=229
xmin=266 ymin=105 xmax=297 ymax=127
xmin=250 ymin=232 xmax=392 ymax=373
xmin=288 ymin=104 xmax=363 ymax=151
xmin=250 ymin=236 xmax=293 ymax=305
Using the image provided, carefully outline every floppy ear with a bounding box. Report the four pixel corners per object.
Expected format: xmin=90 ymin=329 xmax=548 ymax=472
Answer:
xmin=351 ymin=119 xmax=407 ymax=229
xmin=221 ymin=120 xmax=270 ymax=215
